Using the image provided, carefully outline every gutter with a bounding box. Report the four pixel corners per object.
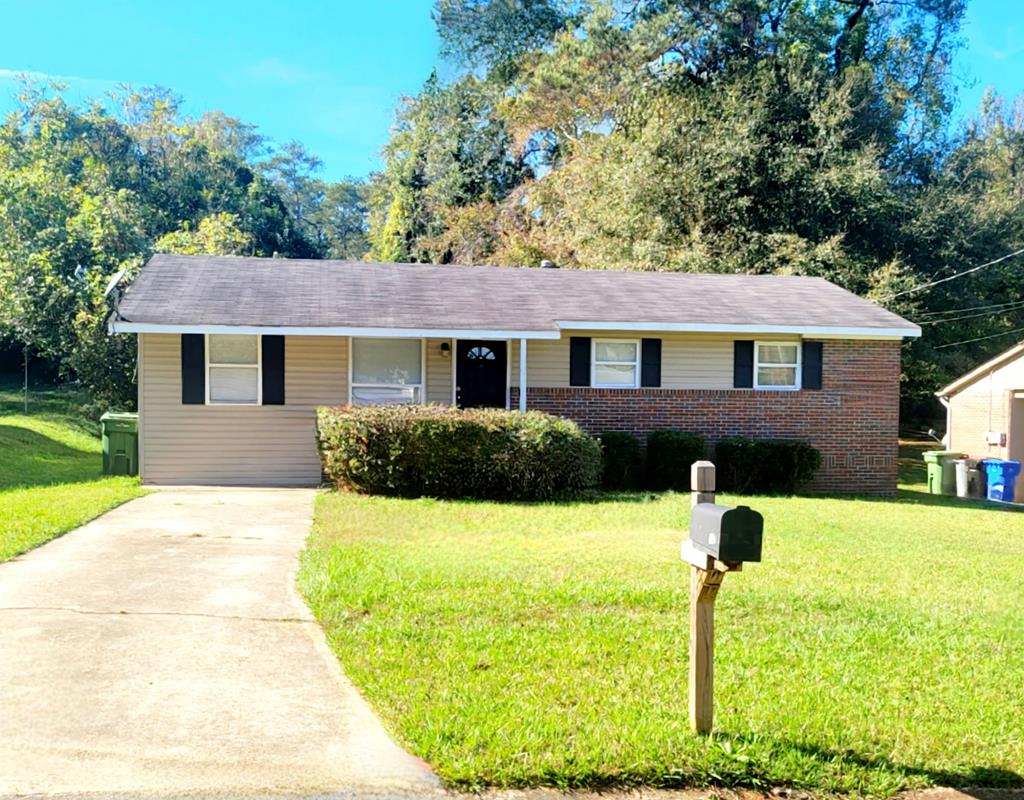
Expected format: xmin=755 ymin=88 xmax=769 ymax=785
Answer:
xmin=110 ymin=319 xmax=920 ymax=341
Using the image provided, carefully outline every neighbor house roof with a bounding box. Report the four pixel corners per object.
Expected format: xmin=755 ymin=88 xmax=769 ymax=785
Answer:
xmin=110 ymin=254 xmax=920 ymax=340
xmin=936 ymin=341 xmax=1024 ymax=398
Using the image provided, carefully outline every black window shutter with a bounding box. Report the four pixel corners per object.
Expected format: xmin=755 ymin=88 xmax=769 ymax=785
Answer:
xmin=640 ymin=338 xmax=661 ymax=387
xmin=181 ymin=334 xmax=205 ymax=404
xmin=733 ymin=340 xmax=754 ymax=388
xmin=802 ymin=341 xmax=822 ymax=390
xmin=569 ymin=337 xmax=591 ymax=387
xmin=262 ymin=335 xmax=285 ymax=405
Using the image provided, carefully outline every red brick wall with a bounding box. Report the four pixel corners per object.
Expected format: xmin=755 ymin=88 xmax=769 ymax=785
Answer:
xmin=511 ymin=340 xmax=901 ymax=496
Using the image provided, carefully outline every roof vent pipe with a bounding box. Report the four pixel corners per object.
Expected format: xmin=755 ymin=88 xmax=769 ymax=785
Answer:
xmin=540 ymin=259 xmax=558 ymax=269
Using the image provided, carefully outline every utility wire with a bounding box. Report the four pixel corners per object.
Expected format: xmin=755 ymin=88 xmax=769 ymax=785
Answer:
xmin=934 ymin=325 xmax=1024 ymax=350
xmin=919 ymin=300 xmax=1024 ymax=325
xmin=879 ymin=246 xmax=1024 ymax=301
xmin=915 ymin=298 xmax=1024 ymax=318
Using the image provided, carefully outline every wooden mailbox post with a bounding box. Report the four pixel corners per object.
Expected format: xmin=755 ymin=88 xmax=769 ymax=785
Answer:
xmin=682 ymin=460 xmax=762 ymax=735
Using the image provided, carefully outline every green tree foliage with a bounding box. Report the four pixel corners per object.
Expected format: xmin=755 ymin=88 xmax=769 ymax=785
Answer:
xmin=0 ymin=83 xmax=367 ymax=409
xmin=154 ymin=213 xmax=255 ymax=256
xmin=367 ymin=72 xmax=532 ymax=263
xmin=368 ymin=0 xmax=1024 ymax=418
xmin=264 ymin=141 xmax=370 ymax=260
xmin=434 ymin=0 xmax=578 ymax=80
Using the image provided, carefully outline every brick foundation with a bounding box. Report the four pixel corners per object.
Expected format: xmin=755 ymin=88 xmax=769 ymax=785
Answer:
xmin=512 ymin=340 xmax=901 ymax=496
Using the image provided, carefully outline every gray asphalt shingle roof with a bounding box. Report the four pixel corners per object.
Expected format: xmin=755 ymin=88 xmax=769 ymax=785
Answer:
xmin=114 ymin=254 xmax=919 ymax=336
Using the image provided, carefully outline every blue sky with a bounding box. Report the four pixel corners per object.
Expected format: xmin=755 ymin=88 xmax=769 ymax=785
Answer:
xmin=0 ymin=0 xmax=1022 ymax=182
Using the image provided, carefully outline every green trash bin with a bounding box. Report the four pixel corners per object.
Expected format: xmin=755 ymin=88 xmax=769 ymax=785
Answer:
xmin=100 ymin=412 xmax=139 ymax=476
xmin=923 ymin=449 xmax=961 ymax=495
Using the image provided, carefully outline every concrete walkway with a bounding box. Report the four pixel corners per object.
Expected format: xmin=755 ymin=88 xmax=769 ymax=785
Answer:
xmin=0 ymin=487 xmax=438 ymax=797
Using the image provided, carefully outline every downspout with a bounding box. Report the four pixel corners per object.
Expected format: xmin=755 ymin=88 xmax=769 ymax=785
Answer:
xmin=938 ymin=396 xmax=951 ymax=448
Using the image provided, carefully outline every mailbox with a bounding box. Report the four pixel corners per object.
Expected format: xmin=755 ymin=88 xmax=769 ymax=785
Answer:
xmin=690 ymin=503 xmax=763 ymax=563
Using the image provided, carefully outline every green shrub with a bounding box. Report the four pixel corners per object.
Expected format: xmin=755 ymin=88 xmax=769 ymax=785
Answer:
xmin=316 ymin=404 xmax=601 ymax=501
xmin=646 ymin=430 xmax=706 ymax=491
xmin=598 ymin=431 xmax=643 ymax=490
xmin=715 ymin=437 xmax=822 ymax=494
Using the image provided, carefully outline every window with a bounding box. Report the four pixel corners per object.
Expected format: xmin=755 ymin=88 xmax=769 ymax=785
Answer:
xmin=754 ymin=341 xmax=801 ymax=389
xmin=466 ymin=345 xmax=496 ymax=361
xmin=592 ymin=339 xmax=639 ymax=388
xmin=207 ymin=334 xmax=260 ymax=404
xmin=351 ymin=337 xmax=423 ymax=405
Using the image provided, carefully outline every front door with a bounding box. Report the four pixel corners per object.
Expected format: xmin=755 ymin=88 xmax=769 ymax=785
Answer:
xmin=456 ymin=340 xmax=507 ymax=408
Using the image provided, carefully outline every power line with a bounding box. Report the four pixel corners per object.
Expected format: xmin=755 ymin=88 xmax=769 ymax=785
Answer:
xmin=879 ymin=246 xmax=1024 ymax=301
xmin=919 ymin=300 xmax=1024 ymax=325
xmin=934 ymin=325 xmax=1024 ymax=350
xmin=915 ymin=298 xmax=1024 ymax=318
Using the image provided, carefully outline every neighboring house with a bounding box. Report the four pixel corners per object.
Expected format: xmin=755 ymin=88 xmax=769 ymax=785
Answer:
xmin=936 ymin=341 xmax=1024 ymax=463
xmin=109 ymin=254 xmax=920 ymax=494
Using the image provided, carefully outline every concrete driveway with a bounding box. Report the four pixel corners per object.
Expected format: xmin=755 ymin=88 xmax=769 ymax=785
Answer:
xmin=0 ymin=487 xmax=438 ymax=797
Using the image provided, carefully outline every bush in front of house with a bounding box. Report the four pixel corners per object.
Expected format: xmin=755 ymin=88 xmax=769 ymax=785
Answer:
xmin=646 ymin=430 xmax=706 ymax=491
xmin=598 ymin=431 xmax=644 ymax=490
xmin=316 ymin=404 xmax=601 ymax=501
xmin=715 ymin=437 xmax=822 ymax=494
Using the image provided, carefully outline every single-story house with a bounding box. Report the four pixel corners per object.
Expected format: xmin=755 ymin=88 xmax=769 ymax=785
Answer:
xmin=109 ymin=254 xmax=920 ymax=494
xmin=936 ymin=341 xmax=1024 ymax=462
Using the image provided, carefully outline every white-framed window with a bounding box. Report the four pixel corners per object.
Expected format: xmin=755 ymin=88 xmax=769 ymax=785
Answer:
xmin=754 ymin=341 xmax=801 ymax=390
xmin=207 ymin=334 xmax=261 ymax=405
xmin=592 ymin=338 xmax=640 ymax=388
xmin=350 ymin=337 xmax=424 ymax=405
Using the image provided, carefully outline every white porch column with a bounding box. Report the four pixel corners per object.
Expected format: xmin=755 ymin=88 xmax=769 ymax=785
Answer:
xmin=518 ymin=338 xmax=528 ymax=412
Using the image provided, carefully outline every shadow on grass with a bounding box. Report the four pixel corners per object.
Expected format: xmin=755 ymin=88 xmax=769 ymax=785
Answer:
xmin=775 ymin=738 xmax=1024 ymax=791
xmin=0 ymin=375 xmax=99 ymax=437
xmin=0 ymin=424 xmax=102 ymax=490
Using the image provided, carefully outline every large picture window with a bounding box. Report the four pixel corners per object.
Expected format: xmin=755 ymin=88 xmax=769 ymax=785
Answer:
xmin=592 ymin=339 xmax=639 ymax=388
xmin=754 ymin=342 xmax=801 ymax=389
xmin=350 ymin=337 xmax=423 ymax=404
xmin=207 ymin=334 xmax=260 ymax=404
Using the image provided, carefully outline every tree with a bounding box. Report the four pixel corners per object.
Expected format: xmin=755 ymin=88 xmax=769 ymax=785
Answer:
xmin=369 ymin=0 xmax=1008 ymax=421
xmin=154 ymin=213 xmax=255 ymax=256
xmin=0 ymin=81 xmax=324 ymax=408
xmin=315 ymin=180 xmax=370 ymax=259
xmin=368 ymin=72 xmax=532 ymax=263
xmin=434 ymin=0 xmax=577 ymax=80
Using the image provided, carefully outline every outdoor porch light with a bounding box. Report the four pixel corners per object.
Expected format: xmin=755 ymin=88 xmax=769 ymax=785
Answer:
xmin=440 ymin=341 xmax=451 ymax=358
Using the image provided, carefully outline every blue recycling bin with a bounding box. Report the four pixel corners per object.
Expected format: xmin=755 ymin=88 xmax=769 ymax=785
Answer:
xmin=983 ymin=460 xmax=1022 ymax=502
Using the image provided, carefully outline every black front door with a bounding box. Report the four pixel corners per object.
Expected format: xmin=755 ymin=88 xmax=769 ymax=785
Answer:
xmin=456 ymin=340 xmax=507 ymax=408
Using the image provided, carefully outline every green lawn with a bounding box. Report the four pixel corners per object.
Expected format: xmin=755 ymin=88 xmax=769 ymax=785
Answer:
xmin=0 ymin=377 xmax=145 ymax=561
xmin=299 ymin=450 xmax=1024 ymax=796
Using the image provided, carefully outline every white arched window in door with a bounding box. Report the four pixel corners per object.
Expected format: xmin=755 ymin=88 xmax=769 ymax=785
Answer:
xmin=466 ymin=345 xmax=497 ymax=361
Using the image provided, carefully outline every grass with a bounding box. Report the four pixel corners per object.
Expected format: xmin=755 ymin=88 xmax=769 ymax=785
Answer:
xmin=0 ymin=376 xmax=145 ymax=561
xmin=299 ymin=446 xmax=1024 ymax=796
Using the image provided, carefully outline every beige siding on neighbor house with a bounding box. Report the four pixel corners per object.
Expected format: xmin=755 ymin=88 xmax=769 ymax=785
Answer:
xmin=510 ymin=332 xmax=799 ymax=389
xmin=948 ymin=356 xmax=1024 ymax=461
xmin=139 ymin=333 xmax=347 ymax=486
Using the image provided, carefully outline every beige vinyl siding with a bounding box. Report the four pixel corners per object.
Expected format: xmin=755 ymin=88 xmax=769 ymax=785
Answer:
xmin=948 ymin=356 xmax=1024 ymax=460
xmin=510 ymin=332 xmax=799 ymax=389
xmin=425 ymin=338 xmax=453 ymax=404
xmin=139 ymin=333 xmax=347 ymax=486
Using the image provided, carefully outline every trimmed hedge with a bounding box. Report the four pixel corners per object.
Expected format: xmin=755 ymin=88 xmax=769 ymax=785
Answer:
xmin=316 ymin=404 xmax=601 ymax=501
xmin=598 ymin=431 xmax=644 ymax=490
xmin=646 ymin=430 xmax=706 ymax=491
xmin=716 ymin=437 xmax=822 ymax=494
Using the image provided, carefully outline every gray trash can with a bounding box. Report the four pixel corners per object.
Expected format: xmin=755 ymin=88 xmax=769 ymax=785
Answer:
xmin=954 ymin=458 xmax=983 ymax=498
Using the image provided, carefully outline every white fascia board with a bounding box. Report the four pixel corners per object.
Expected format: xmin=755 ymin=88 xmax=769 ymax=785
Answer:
xmin=108 ymin=320 xmax=561 ymax=340
xmin=935 ymin=341 xmax=1024 ymax=398
xmin=555 ymin=320 xmax=920 ymax=339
